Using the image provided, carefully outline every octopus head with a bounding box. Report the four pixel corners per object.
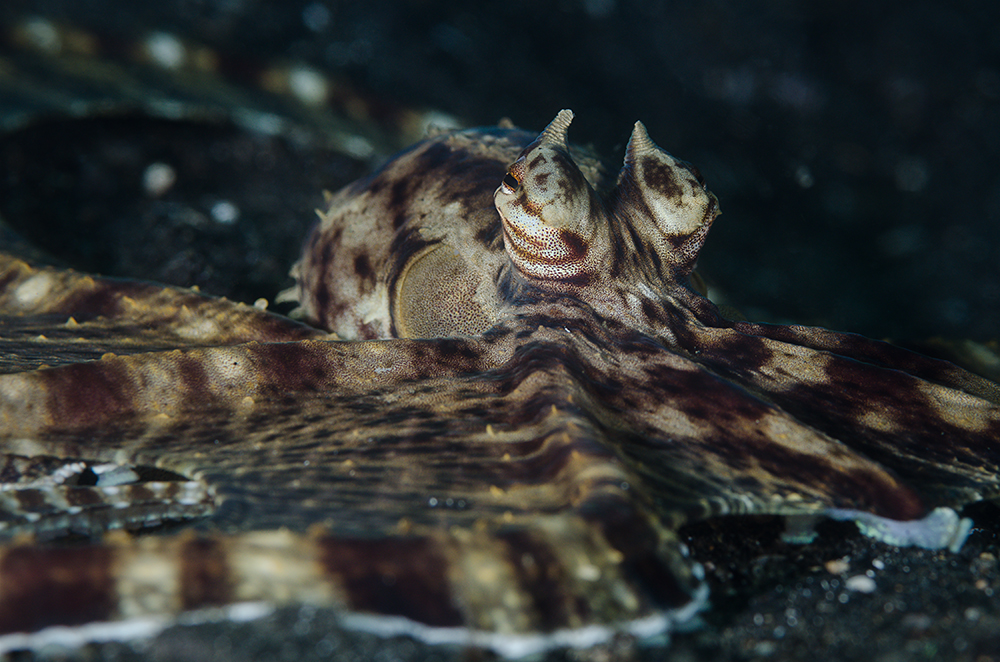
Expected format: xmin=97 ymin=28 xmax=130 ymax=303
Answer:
xmin=493 ymin=110 xmax=608 ymax=284
xmin=610 ymin=120 xmax=720 ymax=279
xmin=495 ymin=110 xmax=720 ymax=291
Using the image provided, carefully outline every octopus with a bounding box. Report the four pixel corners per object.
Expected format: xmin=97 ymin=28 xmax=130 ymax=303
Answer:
xmin=0 ymin=109 xmax=998 ymax=659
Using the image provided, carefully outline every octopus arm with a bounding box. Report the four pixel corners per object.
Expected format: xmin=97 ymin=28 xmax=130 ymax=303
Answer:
xmin=0 ymin=330 xmax=709 ymax=645
xmin=576 ymin=341 xmax=928 ymax=523
xmin=0 ymin=254 xmax=324 ymax=372
xmin=679 ymin=322 xmax=1000 ymax=509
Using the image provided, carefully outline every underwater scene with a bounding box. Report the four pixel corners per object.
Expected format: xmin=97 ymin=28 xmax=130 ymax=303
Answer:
xmin=0 ymin=1 xmax=998 ymax=660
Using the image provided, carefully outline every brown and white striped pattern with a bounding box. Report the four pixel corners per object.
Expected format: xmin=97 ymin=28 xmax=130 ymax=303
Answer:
xmin=0 ymin=480 xmax=214 ymax=539
xmin=0 ymin=515 xmax=706 ymax=657
xmin=0 ymin=114 xmax=999 ymax=660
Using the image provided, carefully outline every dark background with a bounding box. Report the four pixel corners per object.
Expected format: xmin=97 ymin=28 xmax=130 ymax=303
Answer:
xmin=1 ymin=2 xmax=999 ymax=660
xmin=3 ymin=0 xmax=998 ymax=343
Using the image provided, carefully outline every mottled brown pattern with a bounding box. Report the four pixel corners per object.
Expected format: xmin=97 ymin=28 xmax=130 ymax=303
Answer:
xmin=0 ymin=111 xmax=998 ymax=657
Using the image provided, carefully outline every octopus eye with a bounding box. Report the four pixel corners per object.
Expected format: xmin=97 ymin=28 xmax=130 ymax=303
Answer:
xmin=502 ymin=172 xmax=520 ymax=191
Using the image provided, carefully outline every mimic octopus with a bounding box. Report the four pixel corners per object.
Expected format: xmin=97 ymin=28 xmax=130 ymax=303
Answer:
xmin=0 ymin=110 xmax=998 ymax=658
